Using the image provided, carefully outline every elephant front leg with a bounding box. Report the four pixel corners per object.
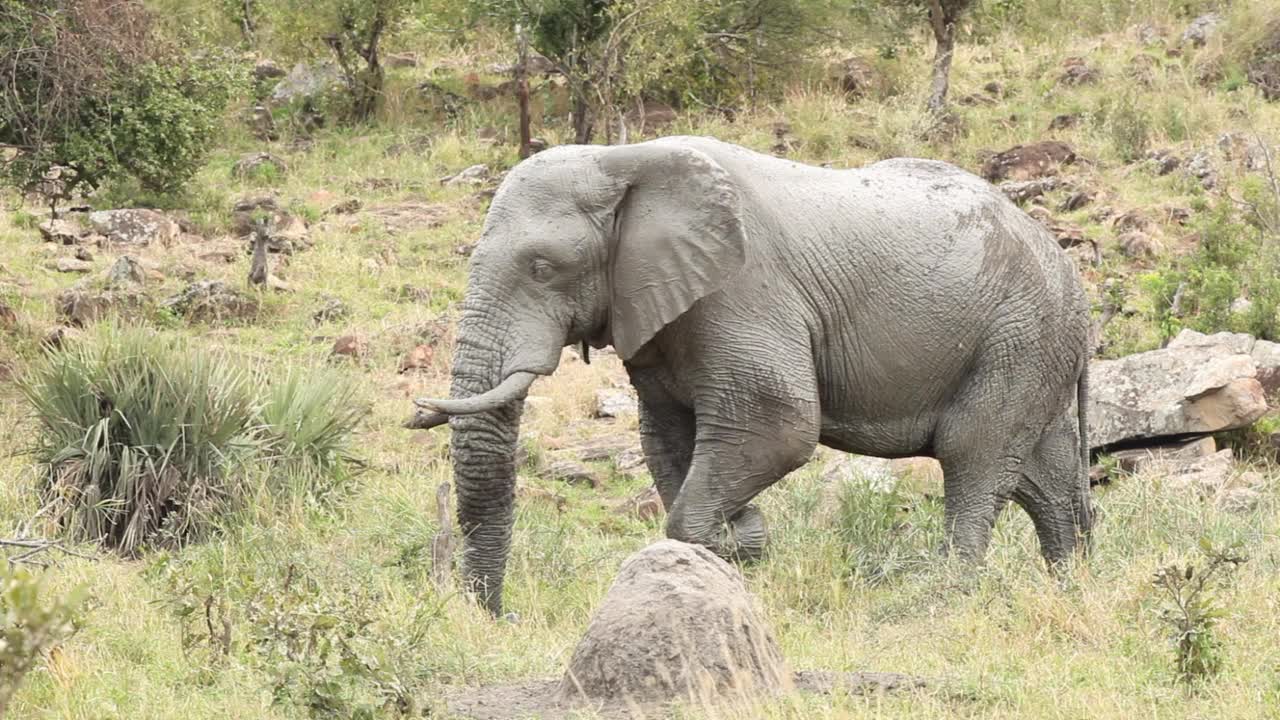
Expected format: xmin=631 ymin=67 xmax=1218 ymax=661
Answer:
xmin=664 ymin=395 xmax=819 ymax=562
xmin=632 ymin=378 xmax=696 ymax=510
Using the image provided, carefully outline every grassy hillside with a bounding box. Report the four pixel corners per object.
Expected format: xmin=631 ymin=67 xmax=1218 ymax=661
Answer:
xmin=2 ymin=1 xmax=1280 ymax=717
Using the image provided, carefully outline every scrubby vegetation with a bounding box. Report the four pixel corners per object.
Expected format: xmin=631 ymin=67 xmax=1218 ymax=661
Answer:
xmin=0 ymin=0 xmax=1279 ymax=717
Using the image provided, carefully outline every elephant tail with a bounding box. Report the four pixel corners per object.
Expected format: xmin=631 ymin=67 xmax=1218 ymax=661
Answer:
xmin=1076 ymin=364 xmax=1090 ymax=479
xmin=1076 ymin=362 xmax=1094 ymax=548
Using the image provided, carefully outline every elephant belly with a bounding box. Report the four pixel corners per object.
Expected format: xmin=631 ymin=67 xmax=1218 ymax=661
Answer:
xmin=817 ymin=412 xmax=937 ymax=459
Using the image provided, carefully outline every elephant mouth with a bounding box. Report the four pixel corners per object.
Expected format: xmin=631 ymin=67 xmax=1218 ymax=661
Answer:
xmin=414 ymin=370 xmax=540 ymax=419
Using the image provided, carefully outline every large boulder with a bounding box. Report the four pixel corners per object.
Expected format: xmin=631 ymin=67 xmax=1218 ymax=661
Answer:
xmin=1166 ymin=329 xmax=1280 ymax=398
xmin=558 ymin=540 xmax=790 ymax=705
xmin=88 ymin=209 xmax=180 ymax=247
xmin=270 ymin=62 xmax=343 ymax=106
xmin=1088 ymin=331 xmax=1270 ymax=449
xmin=980 ymin=141 xmax=1077 ymax=182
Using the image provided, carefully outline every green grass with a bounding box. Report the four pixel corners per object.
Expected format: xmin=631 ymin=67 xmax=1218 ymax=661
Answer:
xmin=3 ymin=1 xmax=1280 ymax=717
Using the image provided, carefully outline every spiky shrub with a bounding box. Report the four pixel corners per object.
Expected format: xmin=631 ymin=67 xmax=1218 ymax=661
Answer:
xmin=259 ymin=368 xmax=368 ymax=497
xmin=0 ymin=566 xmax=85 ymax=715
xmin=18 ymin=326 xmax=261 ymax=554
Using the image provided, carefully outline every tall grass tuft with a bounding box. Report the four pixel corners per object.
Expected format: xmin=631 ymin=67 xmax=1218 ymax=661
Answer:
xmin=17 ymin=325 xmax=367 ymax=554
xmin=259 ymin=367 xmax=368 ymax=497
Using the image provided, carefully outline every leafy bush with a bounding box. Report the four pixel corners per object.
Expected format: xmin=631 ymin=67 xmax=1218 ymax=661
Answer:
xmin=0 ymin=0 xmax=243 ymax=207
xmin=1150 ymin=539 xmax=1248 ymax=688
xmin=154 ymin=553 xmax=432 ymax=718
xmin=0 ymin=566 xmax=85 ymax=715
xmin=1144 ymin=200 xmax=1280 ymax=342
xmin=18 ymin=325 xmax=367 ymax=554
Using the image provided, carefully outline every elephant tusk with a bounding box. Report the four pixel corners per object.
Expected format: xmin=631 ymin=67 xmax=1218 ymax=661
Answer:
xmin=404 ymin=409 xmax=450 ymax=430
xmin=414 ymin=371 xmax=539 ymax=415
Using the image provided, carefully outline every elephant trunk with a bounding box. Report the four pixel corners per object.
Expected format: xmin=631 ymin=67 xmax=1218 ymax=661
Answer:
xmin=447 ymin=319 xmax=525 ymax=616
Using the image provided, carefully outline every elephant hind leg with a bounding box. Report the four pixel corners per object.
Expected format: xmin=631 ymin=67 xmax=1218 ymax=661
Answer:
xmin=1011 ymin=411 xmax=1092 ymax=567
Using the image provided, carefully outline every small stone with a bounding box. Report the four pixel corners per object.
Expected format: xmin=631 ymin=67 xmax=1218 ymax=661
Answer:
xmin=104 ymin=255 xmax=146 ymax=288
xmin=313 ymin=297 xmax=349 ymax=323
xmin=332 ymin=334 xmax=365 ymax=358
xmin=52 ymin=257 xmax=92 ymax=273
xmin=253 ymin=58 xmax=287 ymax=82
xmin=385 ymin=51 xmax=420 ymax=68
xmin=1059 ymin=191 xmax=1094 ymax=211
xmin=1181 ymin=12 xmax=1222 ymax=48
xmin=232 ymin=152 xmax=288 ymax=180
xmin=1118 ymin=231 xmax=1160 ymax=259
xmin=455 ymin=243 xmax=475 ymax=256
xmin=613 ymin=486 xmax=664 ymax=521
xmin=1058 ymin=57 xmax=1100 ymax=85
xmin=38 ymin=218 xmax=85 ymax=245
xmin=546 ymin=459 xmax=598 ymax=488
xmin=399 ymin=344 xmax=434 ymax=373
xmin=594 ymin=388 xmax=638 ymax=419
xmin=822 ymin=454 xmax=895 ymax=492
xmin=74 ymin=247 xmax=93 ymax=261
xmin=1231 ymin=297 xmax=1254 ymax=315
xmin=1048 ymin=114 xmax=1080 ymax=131
xmin=441 ymin=164 xmax=489 ymax=187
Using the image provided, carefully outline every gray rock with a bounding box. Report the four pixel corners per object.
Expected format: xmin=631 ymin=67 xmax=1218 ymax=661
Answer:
xmin=558 ymin=540 xmax=789 ymax=705
xmin=545 ymin=459 xmax=598 ymax=488
xmin=999 ymin=177 xmax=1061 ymax=204
xmin=253 ymin=58 xmax=287 ymax=82
xmin=56 ymin=285 xmax=151 ymax=326
xmin=52 ymin=257 xmax=92 ymax=273
xmin=38 ymin=218 xmax=85 ymax=245
xmin=270 ymin=62 xmax=343 ymax=106
xmin=88 ymin=209 xmax=180 ymax=247
xmin=232 ymin=152 xmax=288 ymax=179
xmin=594 ymin=388 xmax=638 ymax=419
xmin=822 ymin=454 xmax=895 ymax=492
xmin=1088 ymin=337 xmax=1269 ymax=449
xmin=1181 ymin=13 xmax=1223 ymax=48
xmin=161 ymin=281 xmax=258 ymax=323
xmin=1169 ymin=329 xmax=1280 ymax=397
xmin=104 ymin=255 xmax=146 ymax=288
xmin=442 ymin=164 xmax=490 ymax=187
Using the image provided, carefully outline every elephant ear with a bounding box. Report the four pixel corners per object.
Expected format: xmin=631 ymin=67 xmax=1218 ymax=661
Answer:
xmin=600 ymin=142 xmax=747 ymax=361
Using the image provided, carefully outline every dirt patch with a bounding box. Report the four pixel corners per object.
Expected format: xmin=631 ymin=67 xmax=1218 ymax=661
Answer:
xmin=445 ymin=670 xmax=928 ymax=719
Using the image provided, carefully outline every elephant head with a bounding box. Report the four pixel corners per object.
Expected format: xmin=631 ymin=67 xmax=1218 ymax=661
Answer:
xmin=417 ymin=139 xmax=747 ymax=615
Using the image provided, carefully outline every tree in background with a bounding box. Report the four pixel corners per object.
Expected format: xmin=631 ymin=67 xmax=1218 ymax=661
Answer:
xmin=468 ymin=0 xmax=832 ymax=144
xmin=264 ymin=0 xmax=415 ymax=122
xmin=922 ymin=0 xmax=972 ymax=114
xmin=0 ymin=0 xmax=240 ymax=211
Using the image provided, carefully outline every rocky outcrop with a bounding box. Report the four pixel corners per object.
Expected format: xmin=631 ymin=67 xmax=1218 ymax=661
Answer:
xmin=161 ymin=281 xmax=258 ymax=323
xmin=594 ymin=388 xmax=638 ymax=419
xmin=1088 ymin=330 xmax=1271 ymax=449
xmin=981 ymin=141 xmax=1077 ymax=182
xmin=558 ymin=540 xmax=790 ymax=705
xmin=1181 ymin=13 xmax=1223 ymax=48
xmin=89 ymin=209 xmax=180 ymax=247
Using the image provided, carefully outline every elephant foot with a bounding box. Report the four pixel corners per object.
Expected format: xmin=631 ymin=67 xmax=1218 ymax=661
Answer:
xmin=666 ymin=504 xmax=769 ymax=562
xmin=723 ymin=504 xmax=769 ymax=562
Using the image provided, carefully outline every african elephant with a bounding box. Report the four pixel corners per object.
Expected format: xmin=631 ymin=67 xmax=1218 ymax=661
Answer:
xmin=418 ymin=135 xmax=1093 ymax=616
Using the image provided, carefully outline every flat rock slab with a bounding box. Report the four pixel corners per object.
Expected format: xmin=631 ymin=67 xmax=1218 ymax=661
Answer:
xmin=445 ymin=670 xmax=929 ymax=719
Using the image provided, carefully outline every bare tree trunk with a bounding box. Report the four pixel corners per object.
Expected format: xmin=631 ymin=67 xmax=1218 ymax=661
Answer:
xmin=617 ymin=110 xmax=627 ymax=145
xmin=431 ymin=481 xmax=456 ymax=592
xmin=516 ymin=24 xmax=532 ymax=159
xmin=926 ymin=0 xmax=956 ymax=115
xmin=572 ymin=92 xmax=593 ymax=144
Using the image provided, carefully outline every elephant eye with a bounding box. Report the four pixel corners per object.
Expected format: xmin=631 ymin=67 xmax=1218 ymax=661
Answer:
xmin=530 ymin=258 xmax=553 ymax=280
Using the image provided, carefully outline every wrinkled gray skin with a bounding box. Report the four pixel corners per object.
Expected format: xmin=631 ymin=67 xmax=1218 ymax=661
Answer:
xmin=421 ymin=136 xmax=1093 ymax=616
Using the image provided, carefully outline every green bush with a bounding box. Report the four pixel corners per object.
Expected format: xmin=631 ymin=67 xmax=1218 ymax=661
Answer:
xmin=0 ymin=566 xmax=85 ymax=716
xmin=0 ymin=0 xmax=243 ymax=206
xmin=17 ymin=325 xmax=367 ymax=554
xmin=1144 ymin=200 xmax=1280 ymax=342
